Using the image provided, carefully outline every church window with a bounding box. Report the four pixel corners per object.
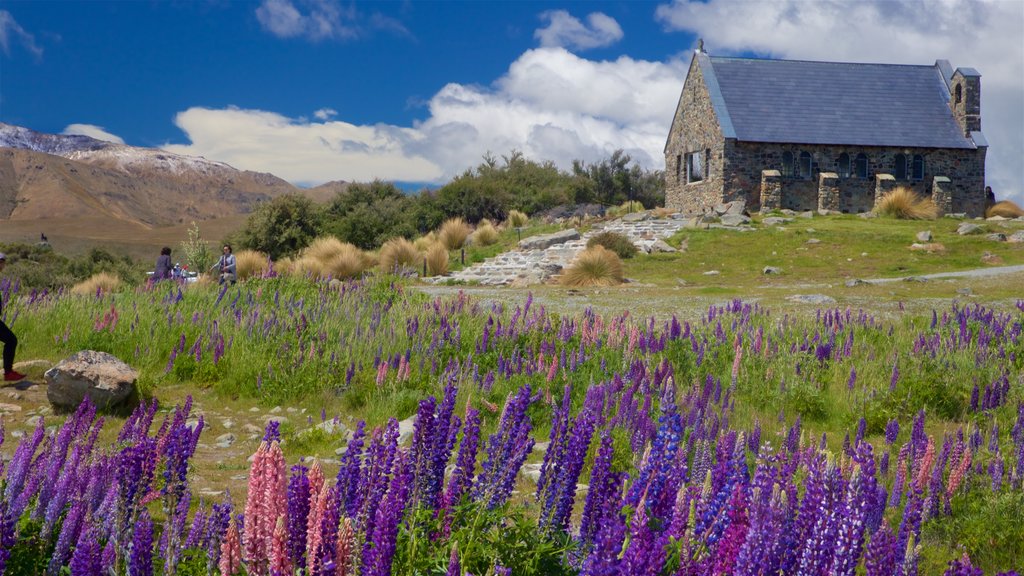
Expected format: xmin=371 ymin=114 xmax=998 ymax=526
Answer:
xmin=837 ymin=153 xmax=851 ymax=178
xmin=955 ymin=84 xmax=962 ymax=104
xmin=894 ymin=154 xmax=908 ymax=180
xmin=782 ymin=151 xmax=794 ymax=177
xmin=855 ymin=153 xmax=869 ymax=178
xmin=798 ymin=151 xmax=812 ymax=179
xmin=686 ymin=152 xmax=703 ymax=183
xmin=912 ymin=154 xmax=925 ymax=181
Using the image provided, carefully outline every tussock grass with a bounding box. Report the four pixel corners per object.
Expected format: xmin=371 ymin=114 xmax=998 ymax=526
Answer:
xmin=560 ymin=245 xmax=624 ymax=287
xmin=379 ymin=238 xmax=421 ymax=273
xmin=304 ymin=237 xmax=349 ymax=262
xmin=288 ymin=237 xmax=371 ymax=279
xmin=71 ymin=272 xmax=122 ymax=295
xmin=438 ymin=218 xmax=472 ymax=250
xmin=506 ymin=210 xmax=529 ymax=228
xmin=986 ymin=200 xmax=1024 ymax=219
xmin=414 ymin=232 xmax=438 ymax=252
xmin=324 ymin=245 xmax=371 ymax=280
xmin=587 ymin=231 xmax=638 ymax=259
xmin=235 ymin=250 xmax=269 ymax=280
xmin=874 ymin=187 xmax=938 ymax=220
xmin=606 ymin=201 xmax=646 ymax=219
xmin=471 ymin=221 xmax=500 ymax=247
xmin=274 ymin=257 xmax=295 ymax=276
xmin=425 ymin=243 xmax=449 ymax=276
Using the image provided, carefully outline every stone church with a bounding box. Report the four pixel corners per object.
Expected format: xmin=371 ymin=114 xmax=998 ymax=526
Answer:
xmin=664 ymin=44 xmax=988 ymax=216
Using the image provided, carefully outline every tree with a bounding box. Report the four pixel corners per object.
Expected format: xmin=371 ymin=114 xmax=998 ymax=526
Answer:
xmin=235 ymin=194 xmax=323 ymax=259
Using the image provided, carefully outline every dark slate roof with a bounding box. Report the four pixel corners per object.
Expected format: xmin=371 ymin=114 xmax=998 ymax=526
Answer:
xmin=698 ymin=54 xmax=977 ymax=149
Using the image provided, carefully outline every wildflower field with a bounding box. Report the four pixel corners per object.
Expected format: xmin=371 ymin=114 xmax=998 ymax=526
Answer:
xmin=0 ymin=274 xmax=1022 ymax=575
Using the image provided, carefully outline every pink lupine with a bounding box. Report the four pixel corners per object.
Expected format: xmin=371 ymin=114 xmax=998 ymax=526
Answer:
xmin=546 ymin=355 xmax=559 ymax=382
xmin=270 ymin=515 xmax=291 ymax=576
xmin=244 ymin=442 xmax=269 ymax=569
xmin=946 ymin=449 xmax=972 ymax=497
xmin=376 ymin=362 xmax=388 ymax=386
xmin=306 ymin=483 xmax=329 ymax=574
xmin=914 ymin=437 xmax=935 ymax=491
xmin=220 ymin=518 xmax=243 ymax=576
xmin=335 ymin=517 xmax=354 ymax=576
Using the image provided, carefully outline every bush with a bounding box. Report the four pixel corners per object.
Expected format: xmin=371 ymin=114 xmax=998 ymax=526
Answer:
xmin=506 ymin=210 xmax=529 ymax=228
xmin=425 ymin=243 xmax=449 ymax=276
xmin=874 ymin=187 xmax=938 ymax=220
xmin=379 ymin=238 xmax=421 ymax=274
xmin=587 ymin=231 xmax=638 ymax=259
xmin=71 ymin=272 xmax=122 ymax=296
xmin=560 ymin=246 xmax=624 ymax=287
xmin=471 ymin=221 xmax=500 ymax=247
xmin=438 ymin=218 xmax=472 ymax=250
xmin=235 ymin=250 xmax=269 ymax=280
xmin=235 ymin=193 xmax=324 ymax=259
xmin=179 ymin=222 xmax=214 ymax=275
xmin=986 ymin=200 xmax=1024 ymax=218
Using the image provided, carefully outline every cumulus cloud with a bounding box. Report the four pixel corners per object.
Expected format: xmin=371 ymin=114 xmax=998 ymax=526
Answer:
xmin=62 ymin=124 xmax=125 ymax=144
xmin=163 ymin=48 xmax=686 ymax=186
xmin=255 ymin=0 xmax=357 ymax=41
xmin=655 ymin=0 xmax=1024 ymax=202
xmin=0 ymin=10 xmax=42 ymax=58
xmin=313 ymin=108 xmax=337 ymax=120
xmin=534 ymin=10 xmax=624 ymax=50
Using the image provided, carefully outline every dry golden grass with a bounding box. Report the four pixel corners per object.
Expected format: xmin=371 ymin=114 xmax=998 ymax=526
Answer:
xmin=379 ymin=238 xmax=421 ymax=274
xmin=286 ymin=237 xmax=371 ymax=280
xmin=414 ymin=232 xmax=438 ymax=252
xmin=235 ymin=249 xmax=269 ymax=280
xmin=874 ymin=187 xmax=938 ymax=220
xmin=290 ymin=255 xmax=325 ymax=278
xmin=471 ymin=221 xmax=500 ymax=246
xmin=71 ymin=272 xmax=122 ymax=296
xmin=506 ymin=210 xmax=529 ymax=228
xmin=560 ymin=246 xmax=624 ymax=287
xmin=986 ymin=200 xmax=1024 ymax=218
xmin=303 ymin=236 xmax=347 ymax=262
xmin=425 ymin=243 xmax=449 ymax=276
xmin=606 ymin=201 xmax=646 ymax=218
xmin=324 ymin=245 xmax=370 ymax=279
xmin=438 ymin=218 xmax=472 ymax=250
xmin=651 ymin=206 xmax=675 ymax=218
xmin=274 ymin=257 xmax=295 ymax=276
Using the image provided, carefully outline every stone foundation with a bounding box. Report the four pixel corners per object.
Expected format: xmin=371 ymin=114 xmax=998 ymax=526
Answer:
xmin=933 ymin=176 xmax=953 ymax=215
xmin=817 ymin=172 xmax=840 ymax=212
xmin=760 ymin=170 xmax=782 ymax=211
xmin=874 ymin=174 xmax=897 ymax=209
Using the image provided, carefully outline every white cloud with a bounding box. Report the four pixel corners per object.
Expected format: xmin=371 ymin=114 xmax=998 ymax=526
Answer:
xmin=62 ymin=124 xmax=125 ymax=144
xmin=313 ymin=108 xmax=337 ymax=120
xmin=255 ymin=0 xmax=357 ymax=41
xmin=0 ymin=10 xmax=42 ymax=58
xmin=534 ymin=10 xmax=624 ymax=51
xmin=655 ymin=0 xmax=1024 ymax=203
xmin=163 ymin=47 xmax=686 ymax=186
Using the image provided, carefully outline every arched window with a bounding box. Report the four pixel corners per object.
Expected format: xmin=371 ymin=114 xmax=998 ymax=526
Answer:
xmin=894 ymin=154 xmax=908 ymax=180
xmin=955 ymin=84 xmax=962 ymax=104
xmin=855 ymin=153 xmax=869 ymax=178
xmin=782 ymin=151 xmax=794 ymax=178
xmin=912 ymin=154 xmax=925 ymax=180
xmin=798 ymin=151 xmax=812 ymax=179
xmin=837 ymin=153 xmax=851 ymax=178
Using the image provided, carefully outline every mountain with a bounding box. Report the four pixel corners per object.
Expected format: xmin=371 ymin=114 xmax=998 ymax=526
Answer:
xmin=0 ymin=123 xmax=343 ymax=227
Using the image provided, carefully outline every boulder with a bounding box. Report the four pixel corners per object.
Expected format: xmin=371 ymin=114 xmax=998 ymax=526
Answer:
xmin=957 ymin=223 xmax=983 ymax=235
xmin=786 ymin=294 xmax=837 ymax=305
xmin=761 ymin=217 xmax=793 ymax=226
xmin=648 ymin=239 xmax=677 ymax=253
xmin=518 ymin=229 xmax=580 ymax=250
xmin=985 ymin=233 xmax=1007 ymax=242
xmin=620 ymin=211 xmax=650 ymax=223
xmin=916 ymin=230 xmax=932 ymax=242
xmin=763 ymin=266 xmax=782 ymax=275
xmin=720 ymin=214 xmax=752 ymax=227
xmin=1007 ymin=231 xmax=1024 ymax=243
xmin=45 ymin=350 xmax=138 ymax=411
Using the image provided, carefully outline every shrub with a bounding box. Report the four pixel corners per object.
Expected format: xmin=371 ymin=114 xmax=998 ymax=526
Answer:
xmin=179 ymin=222 xmax=214 ymax=275
xmin=235 ymin=249 xmax=269 ymax=280
xmin=379 ymin=238 xmax=421 ymax=274
xmin=606 ymin=201 xmax=645 ymax=218
xmin=438 ymin=218 xmax=472 ymax=250
xmin=235 ymin=193 xmax=324 ymax=259
xmin=471 ymin=221 xmax=500 ymax=246
xmin=986 ymin=200 xmax=1024 ymax=218
xmin=874 ymin=187 xmax=938 ymax=220
xmin=425 ymin=243 xmax=449 ymax=276
xmin=587 ymin=231 xmax=638 ymax=259
xmin=560 ymin=246 xmax=624 ymax=287
xmin=71 ymin=272 xmax=122 ymax=296
xmin=506 ymin=210 xmax=529 ymax=228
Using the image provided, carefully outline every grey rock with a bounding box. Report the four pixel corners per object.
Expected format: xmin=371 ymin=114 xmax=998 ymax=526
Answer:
xmin=903 ymin=276 xmax=928 ymax=283
xmin=620 ymin=211 xmax=650 ymax=223
xmin=12 ymin=430 xmax=25 ymax=439
xmin=703 ymin=270 xmax=721 ymax=276
xmin=957 ymin=223 xmax=983 ymax=235
xmin=398 ymin=416 xmax=416 ymax=444
xmin=799 ymin=211 xmax=815 ymax=219
xmin=313 ymin=419 xmax=347 ymax=436
xmin=720 ymin=214 xmax=751 ymax=227
xmin=26 ymin=415 xmax=43 ymax=427
xmin=215 ymin=433 xmax=236 ymax=448
xmin=957 ymin=287 xmax=973 ymax=295
xmin=761 ymin=217 xmax=792 ymax=225
xmin=533 ymin=441 xmax=550 ymax=453
xmin=845 ymin=279 xmax=869 ymax=287
xmin=985 ymin=233 xmax=1007 ymax=242
xmin=242 ymin=423 xmax=262 ymax=434
xmin=44 ymin=350 xmax=137 ymax=411
xmin=270 ymin=406 xmax=282 ymax=414
xmin=648 ymin=239 xmax=677 ymax=253
xmin=1007 ymin=231 xmax=1024 ymax=243
xmin=518 ymin=229 xmax=580 ymax=250
xmin=805 ymin=238 xmax=821 ymax=245
xmin=763 ymin=266 xmax=782 ymax=275
xmin=786 ymin=294 xmax=837 ymax=305
xmin=265 ymin=415 xmax=288 ymax=426
xmin=779 ymin=209 xmax=797 ymax=216
xmin=916 ymin=230 xmax=932 ymax=242
xmin=221 ymin=419 xmax=234 ymax=429
xmin=13 ymin=359 xmax=53 ymax=373
xmin=858 ymin=212 xmax=878 ymax=219
xmin=521 ymin=462 xmax=543 ymax=483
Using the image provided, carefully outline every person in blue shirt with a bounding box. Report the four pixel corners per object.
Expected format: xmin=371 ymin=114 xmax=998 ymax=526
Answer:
xmin=211 ymin=244 xmax=237 ymax=285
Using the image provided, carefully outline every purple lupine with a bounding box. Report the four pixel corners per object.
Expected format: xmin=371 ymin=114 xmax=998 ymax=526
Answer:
xmin=831 ymin=442 xmax=877 ymax=575
xmin=444 ymin=406 xmax=480 ymax=509
xmin=474 ymin=385 xmax=535 ymax=510
xmin=541 ymin=390 xmax=598 ymax=534
xmin=337 ymin=421 xmax=367 ymax=517
xmin=130 ymin=510 xmax=154 ymax=576
xmin=579 ymin=431 xmax=617 ymax=549
xmin=363 ymin=451 xmax=413 ymax=576
xmin=445 ymin=545 xmax=460 ymax=576
xmin=944 ymin=553 xmax=984 ymax=576
xmin=286 ymin=464 xmax=311 ymax=571
xmin=69 ymin=521 xmax=102 ymax=575
xmin=49 ymin=497 xmax=86 ymax=574
xmin=864 ymin=521 xmax=899 ymax=576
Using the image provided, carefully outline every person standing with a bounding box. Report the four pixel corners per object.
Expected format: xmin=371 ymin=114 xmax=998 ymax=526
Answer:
xmin=211 ymin=244 xmax=237 ymax=285
xmin=154 ymin=247 xmax=173 ymax=281
xmin=0 ymin=253 xmax=25 ymax=382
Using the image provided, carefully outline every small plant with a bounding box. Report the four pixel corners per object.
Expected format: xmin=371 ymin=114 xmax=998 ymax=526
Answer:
xmin=471 ymin=221 xmax=500 ymax=246
xmin=506 ymin=209 xmax=529 ymax=228
xmin=986 ymin=200 xmax=1024 ymax=218
xmin=606 ymin=201 xmax=645 ymax=218
xmin=560 ymin=245 xmax=624 ymax=287
xmin=379 ymin=237 xmax=421 ymax=273
xmin=234 ymin=249 xmax=269 ymax=280
xmin=874 ymin=187 xmax=938 ymax=220
xmin=179 ymin=222 xmax=213 ymax=274
xmin=587 ymin=231 xmax=638 ymax=259
xmin=425 ymin=243 xmax=449 ymax=276
xmin=70 ymin=271 xmax=122 ymax=295
xmin=439 ymin=218 xmax=472 ymax=250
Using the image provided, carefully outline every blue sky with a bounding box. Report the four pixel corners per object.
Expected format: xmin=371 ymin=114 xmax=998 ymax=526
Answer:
xmin=1 ymin=1 xmax=1022 ymax=201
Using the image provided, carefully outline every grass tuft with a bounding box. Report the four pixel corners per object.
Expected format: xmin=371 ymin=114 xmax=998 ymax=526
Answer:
xmin=235 ymin=249 xmax=269 ymax=280
xmin=560 ymin=245 xmax=624 ymax=287
xmin=425 ymin=243 xmax=449 ymax=276
xmin=71 ymin=272 xmax=122 ymax=295
xmin=506 ymin=210 xmax=529 ymax=228
xmin=379 ymin=238 xmax=421 ymax=273
xmin=587 ymin=231 xmax=638 ymax=259
xmin=606 ymin=201 xmax=645 ymax=218
xmin=874 ymin=187 xmax=938 ymax=220
xmin=414 ymin=232 xmax=438 ymax=252
xmin=986 ymin=200 xmax=1024 ymax=219
xmin=438 ymin=218 xmax=472 ymax=250
xmin=471 ymin=221 xmax=500 ymax=247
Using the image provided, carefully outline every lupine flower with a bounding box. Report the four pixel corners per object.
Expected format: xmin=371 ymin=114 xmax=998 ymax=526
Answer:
xmin=220 ymin=517 xmax=243 ymax=576
xmin=129 ymin=510 xmax=154 ymax=576
xmin=69 ymin=521 xmax=102 ymax=575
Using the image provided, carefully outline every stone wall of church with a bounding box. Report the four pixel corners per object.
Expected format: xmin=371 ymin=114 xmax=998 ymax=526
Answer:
xmin=664 ymin=58 xmax=725 ymax=214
